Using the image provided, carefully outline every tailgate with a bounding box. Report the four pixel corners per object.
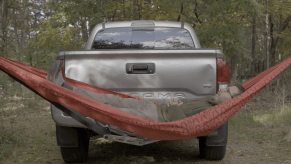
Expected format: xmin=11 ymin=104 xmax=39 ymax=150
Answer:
xmin=62 ymin=49 xmax=221 ymax=104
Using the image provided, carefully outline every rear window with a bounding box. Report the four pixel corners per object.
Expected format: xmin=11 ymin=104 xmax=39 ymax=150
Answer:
xmin=92 ymin=27 xmax=195 ymax=49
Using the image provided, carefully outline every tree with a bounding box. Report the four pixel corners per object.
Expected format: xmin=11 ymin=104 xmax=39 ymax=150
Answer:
xmin=0 ymin=0 xmax=8 ymax=57
xmin=1 ymin=0 xmax=291 ymax=98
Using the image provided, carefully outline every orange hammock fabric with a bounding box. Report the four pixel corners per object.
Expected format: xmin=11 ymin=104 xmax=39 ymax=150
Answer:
xmin=0 ymin=56 xmax=291 ymax=140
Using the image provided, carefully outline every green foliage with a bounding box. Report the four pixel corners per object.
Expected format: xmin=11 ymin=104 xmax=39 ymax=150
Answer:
xmin=25 ymin=12 xmax=84 ymax=70
xmin=181 ymin=0 xmax=253 ymax=59
xmin=0 ymin=0 xmax=291 ymax=96
xmin=34 ymin=12 xmax=83 ymax=50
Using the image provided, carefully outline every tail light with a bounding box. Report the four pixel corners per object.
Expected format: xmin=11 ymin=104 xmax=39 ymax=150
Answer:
xmin=217 ymin=58 xmax=230 ymax=93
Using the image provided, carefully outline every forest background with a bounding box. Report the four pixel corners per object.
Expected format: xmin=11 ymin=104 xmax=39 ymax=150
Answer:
xmin=0 ymin=0 xmax=291 ymax=163
xmin=0 ymin=0 xmax=291 ymax=97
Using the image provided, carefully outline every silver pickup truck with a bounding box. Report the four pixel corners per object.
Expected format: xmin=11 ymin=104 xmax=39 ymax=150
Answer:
xmin=47 ymin=20 xmax=230 ymax=163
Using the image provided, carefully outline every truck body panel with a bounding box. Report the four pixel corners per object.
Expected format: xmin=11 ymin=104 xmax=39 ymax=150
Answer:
xmin=63 ymin=49 xmax=219 ymax=105
xmin=49 ymin=21 xmax=228 ymax=139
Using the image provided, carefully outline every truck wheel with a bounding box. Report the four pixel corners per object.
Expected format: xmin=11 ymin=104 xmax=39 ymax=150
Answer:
xmin=198 ymin=121 xmax=228 ymax=160
xmin=58 ymin=127 xmax=89 ymax=163
xmin=198 ymin=137 xmax=226 ymax=160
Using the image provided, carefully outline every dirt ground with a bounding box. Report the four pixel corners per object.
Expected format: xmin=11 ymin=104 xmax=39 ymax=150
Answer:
xmin=1 ymin=91 xmax=291 ymax=164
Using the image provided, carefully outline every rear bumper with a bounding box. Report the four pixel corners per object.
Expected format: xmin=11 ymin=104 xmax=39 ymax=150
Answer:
xmin=51 ymin=104 xmax=219 ymax=138
xmin=51 ymin=104 xmax=92 ymax=128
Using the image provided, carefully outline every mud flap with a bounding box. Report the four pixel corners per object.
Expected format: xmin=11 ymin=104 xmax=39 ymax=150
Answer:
xmin=204 ymin=121 xmax=228 ymax=146
xmin=56 ymin=125 xmax=79 ymax=147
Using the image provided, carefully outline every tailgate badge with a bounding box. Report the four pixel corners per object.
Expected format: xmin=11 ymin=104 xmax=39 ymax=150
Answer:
xmin=203 ymin=84 xmax=212 ymax=88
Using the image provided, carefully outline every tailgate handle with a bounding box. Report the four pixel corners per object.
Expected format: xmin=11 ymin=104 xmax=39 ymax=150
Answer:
xmin=126 ymin=63 xmax=155 ymax=74
xmin=133 ymin=64 xmax=148 ymax=70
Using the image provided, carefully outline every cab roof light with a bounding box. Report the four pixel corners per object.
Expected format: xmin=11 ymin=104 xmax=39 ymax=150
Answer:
xmin=131 ymin=20 xmax=155 ymax=26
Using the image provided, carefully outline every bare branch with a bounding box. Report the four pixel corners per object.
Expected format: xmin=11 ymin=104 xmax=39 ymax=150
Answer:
xmin=194 ymin=0 xmax=202 ymax=24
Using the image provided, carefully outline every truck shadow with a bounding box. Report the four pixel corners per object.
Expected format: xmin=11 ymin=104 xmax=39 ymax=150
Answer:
xmin=85 ymin=137 xmax=208 ymax=164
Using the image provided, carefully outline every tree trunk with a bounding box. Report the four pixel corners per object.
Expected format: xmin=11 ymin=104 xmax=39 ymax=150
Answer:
xmin=1 ymin=0 xmax=8 ymax=95
xmin=133 ymin=0 xmax=139 ymax=20
xmin=222 ymin=41 xmax=226 ymax=54
xmin=230 ymin=54 xmax=238 ymax=85
xmin=269 ymin=15 xmax=291 ymax=68
xmin=258 ymin=60 xmax=261 ymax=73
xmin=34 ymin=14 xmax=40 ymax=100
xmin=275 ymin=38 xmax=284 ymax=92
xmin=278 ymin=38 xmax=283 ymax=63
xmin=269 ymin=15 xmax=277 ymax=68
xmin=1 ymin=0 xmax=7 ymax=56
xmin=239 ymin=56 xmax=244 ymax=80
xmin=13 ymin=8 xmax=23 ymax=96
xmin=177 ymin=4 xmax=183 ymax=22
xmin=112 ymin=8 xmax=117 ymax=21
xmin=34 ymin=14 xmax=39 ymax=69
xmin=265 ymin=0 xmax=270 ymax=92
xmin=250 ymin=17 xmax=256 ymax=77
xmin=80 ymin=17 xmax=88 ymax=43
xmin=263 ymin=60 xmax=266 ymax=72
xmin=20 ymin=8 xmax=29 ymax=96
xmin=123 ymin=0 xmax=125 ymax=20
xmin=143 ymin=0 xmax=151 ymax=20
xmin=139 ymin=1 xmax=141 ymax=20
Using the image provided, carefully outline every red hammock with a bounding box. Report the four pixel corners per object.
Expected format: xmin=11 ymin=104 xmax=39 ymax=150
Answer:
xmin=0 ymin=56 xmax=290 ymax=140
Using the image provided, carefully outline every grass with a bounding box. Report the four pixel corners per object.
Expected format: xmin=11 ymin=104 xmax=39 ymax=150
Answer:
xmin=0 ymin=132 xmax=21 ymax=160
xmin=252 ymin=106 xmax=291 ymax=126
xmin=228 ymin=85 xmax=291 ymax=130
xmin=0 ymin=125 xmax=22 ymax=161
xmin=0 ymin=88 xmax=51 ymax=163
xmin=228 ymin=105 xmax=291 ymax=132
xmin=228 ymin=109 xmax=263 ymax=132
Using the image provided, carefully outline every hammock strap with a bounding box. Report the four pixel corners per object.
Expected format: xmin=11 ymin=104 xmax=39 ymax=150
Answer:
xmin=0 ymin=55 xmax=291 ymax=140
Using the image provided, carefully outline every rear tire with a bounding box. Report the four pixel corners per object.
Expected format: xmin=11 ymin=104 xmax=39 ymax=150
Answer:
xmin=60 ymin=128 xmax=89 ymax=163
xmin=198 ymin=137 xmax=226 ymax=160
